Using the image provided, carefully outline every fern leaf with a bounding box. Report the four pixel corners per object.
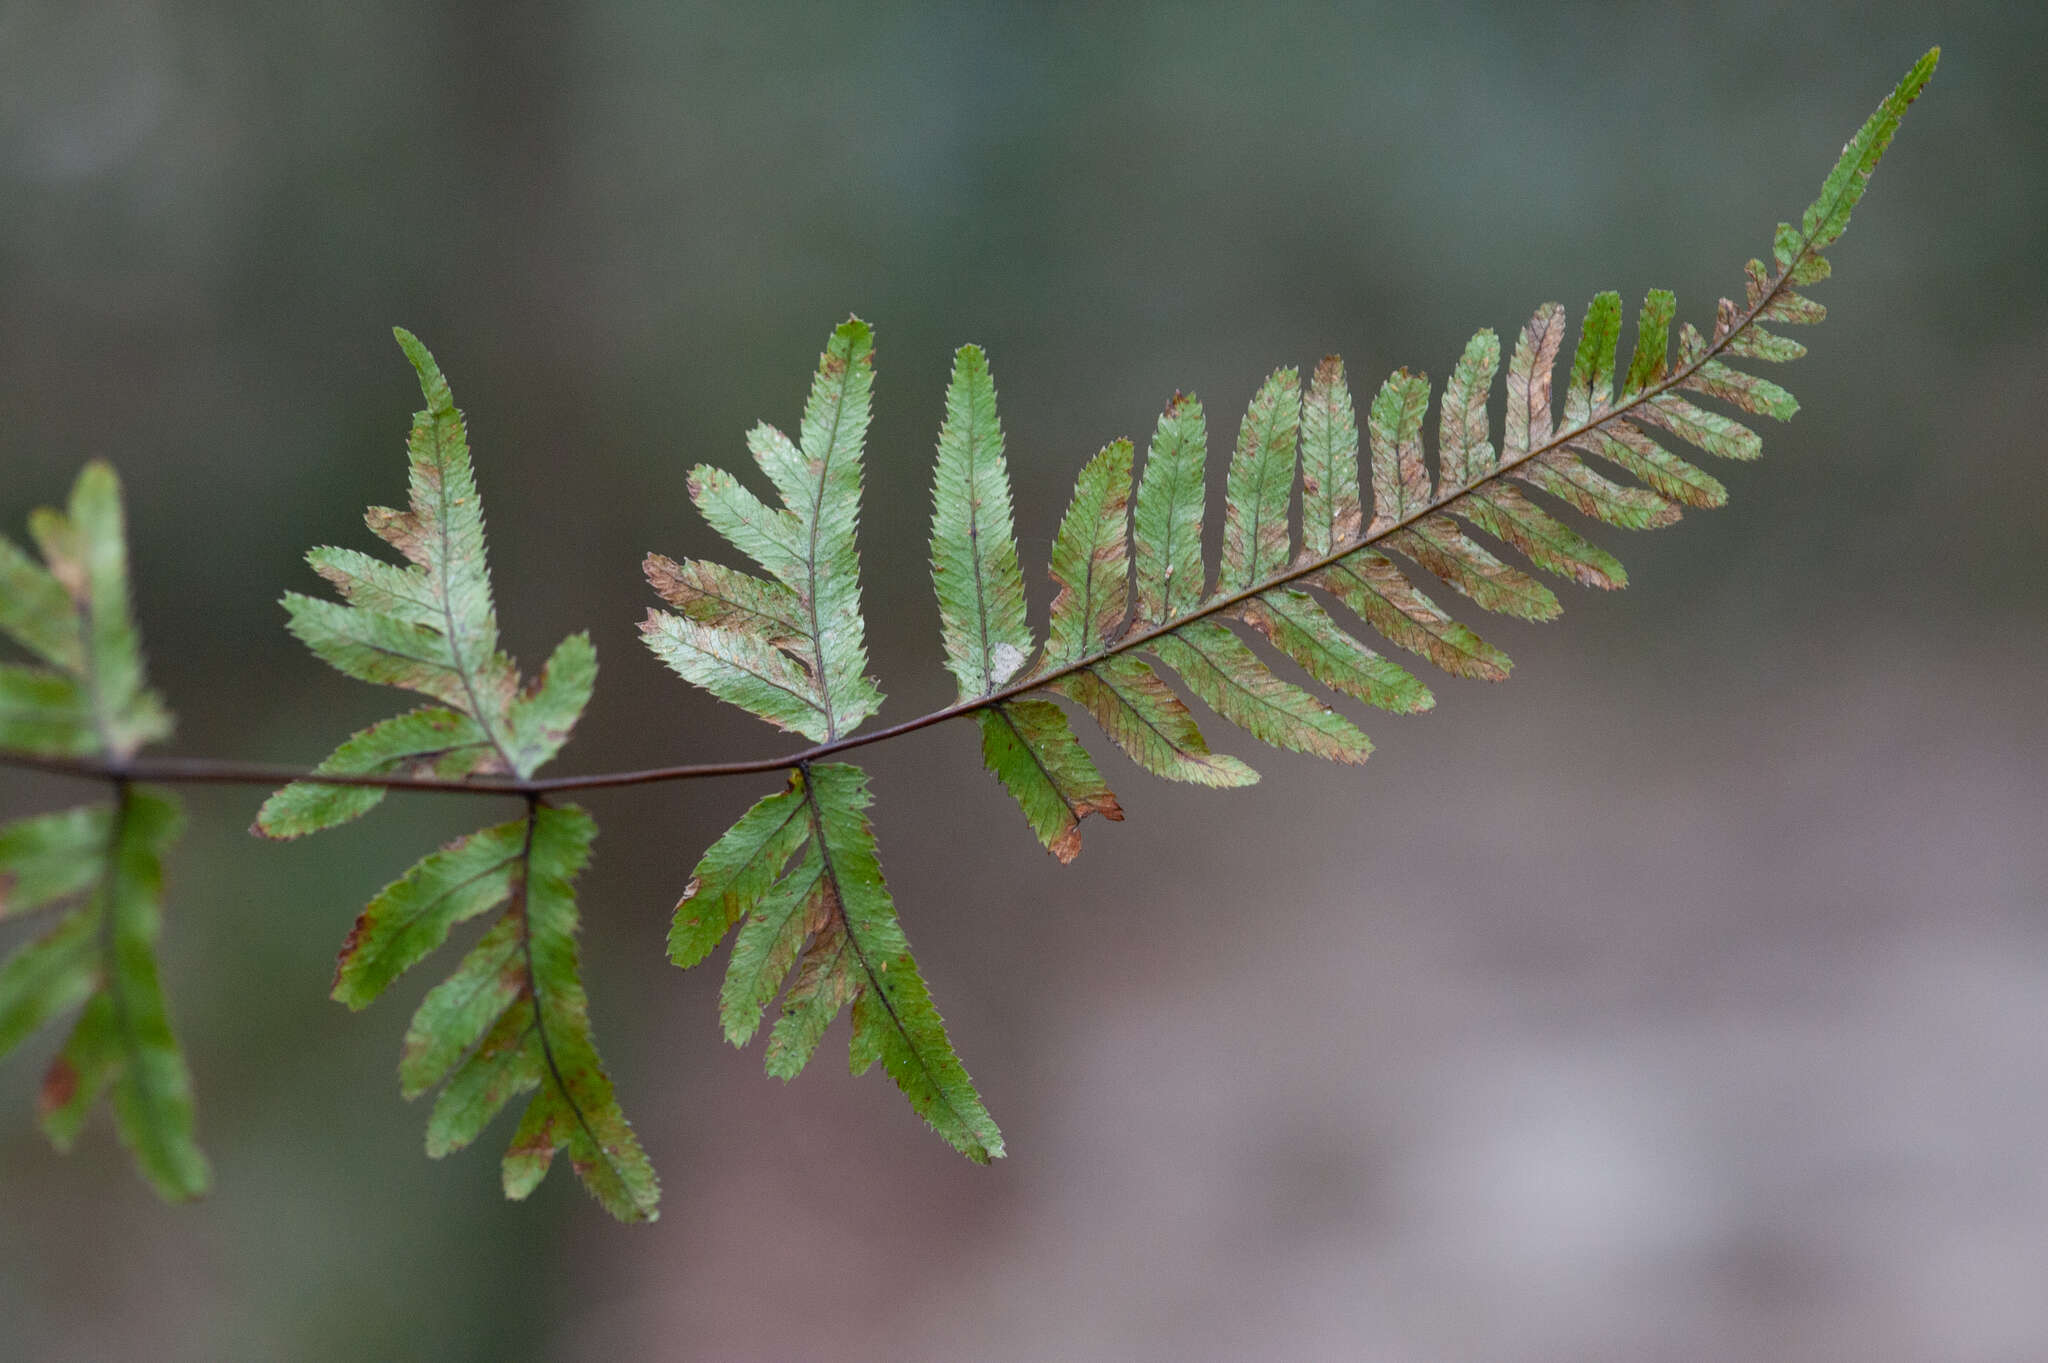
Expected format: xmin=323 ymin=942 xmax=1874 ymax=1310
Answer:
xmin=1389 ymin=515 xmax=1561 ymax=620
xmin=1298 ymin=358 xmax=1363 ymax=559
xmin=0 ymin=807 xmax=109 ymax=919
xmin=1234 ymin=589 xmax=1432 ymax=715
xmin=1564 ymin=290 xmax=1624 ymax=423
xmin=719 ymin=843 xmax=825 ymax=1046
xmin=1800 ymin=47 xmax=1937 ymax=254
xmin=1054 ymin=656 xmax=1257 ymax=787
xmin=261 ymin=330 xmax=592 ymax=836
xmin=1316 ymin=548 xmax=1512 ymax=680
xmin=1041 ymin=439 xmax=1135 ymax=669
xmin=929 ymin=345 xmax=1033 ymax=697
xmin=644 ymin=318 xmax=885 ymax=741
xmin=1437 ymin=332 xmax=1501 ymax=491
xmin=667 ymin=780 xmax=812 ymax=968
xmin=1133 ymin=393 xmax=1210 ymax=622
xmin=0 ymin=466 xmax=206 ymax=1200
xmin=1365 ymin=369 xmax=1433 ymax=534
xmin=975 ymin=699 xmax=1123 ymax=864
xmin=1151 ymin=620 xmax=1371 ymax=763
xmin=250 ymin=708 xmax=493 ymax=840
xmin=1568 ymin=420 xmax=1726 ymax=510
xmin=682 ymin=764 xmax=1003 ymax=1160
xmin=370 ymin=803 xmax=659 ymax=1220
xmin=263 ymin=335 xmax=651 ymax=1218
xmin=643 ymin=554 xmax=812 ymax=659
xmin=1218 ymin=368 xmax=1302 ymax=593
xmin=330 ymin=818 xmax=528 ymax=1010
xmin=807 ymin=763 xmax=1002 ymax=1162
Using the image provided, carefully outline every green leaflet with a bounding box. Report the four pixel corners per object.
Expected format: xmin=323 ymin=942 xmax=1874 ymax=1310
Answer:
xmin=264 ymin=330 xmax=594 ymax=840
xmin=1625 ymin=289 xmax=1677 ymax=394
xmin=254 ymin=707 xmax=494 ymax=839
xmin=976 ymin=699 xmax=1123 ymax=863
xmin=1683 ymin=361 xmax=1800 ymax=420
xmin=1458 ymin=484 xmax=1629 ymax=591
xmin=1514 ymin=450 xmax=1681 ymax=531
xmin=1391 ymin=515 xmax=1562 ymax=621
xmin=1568 ymin=422 xmax=1726 ymax=510
xmin=1365 ymin=369 xmax=1433 ymax=534
xmin=668 ymin=779 xmax=812 ymax=968
xmin=0 ymin=533 xmax=84 ymax=672
xmin=1565 ymin=291 xmax=1624 ymax=425
xmin=1317 ymin=549 xmax=1512 ymax=681
xmin=646 ymin=318 xmax=886 ymax=742
xmin=0 ymin=805 xmax=110 ymax=919
xmin=0 ymin=465 xmax=173 ymax=758
xmin=677 ymin=765 xmax=1003 ymax=1161
xmin=1055 ymin=656 xmax=1257 ymax=788
xmin=1234 ymin=590 xmax=1432 ymax=715
xmin=1437 ymin=331 xmax=1500 ymax=491
xmin=1133 ymin=394 xmax=1209 ymax=622
xmin=720 ymin=844 xmax=825 ymax=1046
xmin=1640 ymin=393 xmax=1762 ymax=461
xmin=1298 ymin=358 xmax=1362 ymax=560
xmin=807 ymin=763 xmax=1003 ymax=1163
xmin=381 ymin=804 xmax=658 ymax=1221
xmin=1151 ymin=619 xmax=1371 ymax=764
xmin=639 ymin=610 xmax=829 ymax=739
xmin=643 ymin=553 xmax=811 ymax=658
xmin=1217 ymin=368 xmax=1302 ymax=594
xmin=0 ymin=666 xmax=96 ymax=756
xmin=331 ymin=818 xmax=528 ymax=1009
xmin=1502 ymin=303 xmax=1566 ymax=464
xmin=0 ymin=466 xmax=204 ymax=1201
xmin=930 ymin=345 xmax=1033 ymax=698
xmin=1041 ymin=440 xmax=1135 ymax=668
xmin=0 ymin=788 xmax=210 ymax=1201
xmin=497 ymin=806 xmax=660 ymax=1217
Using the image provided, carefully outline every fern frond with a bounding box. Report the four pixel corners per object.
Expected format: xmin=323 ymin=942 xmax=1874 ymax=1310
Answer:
xmin=944 ymin=48 xmax=1938 ymax=860
xmin=672 ymin=763 xmax=1002 ymax=1161
xmin=0 ymin=465 xmax=206 ymax=1200
xmin=642 ymin=317 xmax=885 ymax=742
xmin=669 ymin=51 xmax=1933 ymax=1172
xmin=259 ymin=331 xmax=595 ymax=836
xmin=262 ymin=334 xmax=655 ymax=1220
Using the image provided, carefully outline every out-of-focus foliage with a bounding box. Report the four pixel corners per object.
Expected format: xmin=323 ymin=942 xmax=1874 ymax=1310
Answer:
xmin=0 ymin=465 xmax=206 ymax=1201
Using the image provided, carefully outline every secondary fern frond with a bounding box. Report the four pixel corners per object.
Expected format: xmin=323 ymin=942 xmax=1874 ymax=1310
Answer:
xmin=0 ymin=465 xmax=207 ymax=1201
xmin=649 ymin=323 xmax=1000 ymax=1160
xmin=261 ymin=333 xmax=657 ymax=1221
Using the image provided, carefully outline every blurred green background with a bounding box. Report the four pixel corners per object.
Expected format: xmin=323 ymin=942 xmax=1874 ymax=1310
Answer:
xmin=3 ymin=3 xmax=2043 ymax=1359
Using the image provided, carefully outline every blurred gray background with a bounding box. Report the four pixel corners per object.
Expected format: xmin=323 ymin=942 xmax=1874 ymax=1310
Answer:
xmin=2 ymin=3 xmax=2042 ymax=1360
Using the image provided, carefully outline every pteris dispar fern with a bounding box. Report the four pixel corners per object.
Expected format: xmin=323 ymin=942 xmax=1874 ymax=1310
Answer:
xmin=0 ymin=51 xmax=1937 ymax=1221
